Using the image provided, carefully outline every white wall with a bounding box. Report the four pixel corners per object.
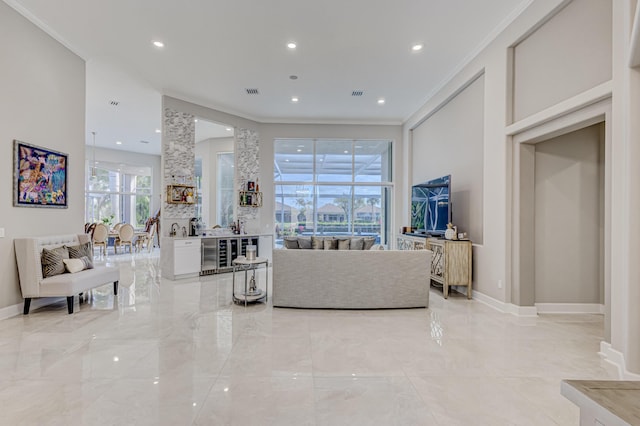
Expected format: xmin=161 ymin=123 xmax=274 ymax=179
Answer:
xmin=513 ymin=0 xmax=612 ymax=121
xmin=0 ymin=2 xmax=85 ymax=310
xmin=411 ymin=73 xmax=485 ymax=244
xmin=533 ymin=124 xmax=604 ymax=304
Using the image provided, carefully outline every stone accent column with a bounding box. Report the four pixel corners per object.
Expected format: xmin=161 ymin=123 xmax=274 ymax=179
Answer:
xmin=162 ymin=108 xmax=196 ymax=237
xmin=235 ymin=128 xmax=260 ymax=228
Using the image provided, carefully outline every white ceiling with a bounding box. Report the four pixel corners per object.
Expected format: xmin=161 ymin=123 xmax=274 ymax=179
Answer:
xmin=5 ymin=0 xmax=532 ymax=155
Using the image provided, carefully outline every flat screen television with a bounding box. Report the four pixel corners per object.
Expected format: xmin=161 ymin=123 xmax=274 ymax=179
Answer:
xmin=410 ymin=175 xmax=451 ymax=236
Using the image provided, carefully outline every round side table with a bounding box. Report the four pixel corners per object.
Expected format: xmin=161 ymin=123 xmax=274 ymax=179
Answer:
xmin=232 ymin=256 xmax=269 ymax=306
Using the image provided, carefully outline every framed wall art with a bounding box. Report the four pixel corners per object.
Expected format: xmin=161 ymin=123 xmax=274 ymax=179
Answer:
xmin=14 ymin=140 xmax=68 ymax=208
xmin=167 ymin=184 xmax=196 ymax=204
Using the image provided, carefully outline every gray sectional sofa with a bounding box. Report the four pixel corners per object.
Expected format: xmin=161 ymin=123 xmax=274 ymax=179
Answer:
xmin=273 ymin=236 xmax=431 ymax=309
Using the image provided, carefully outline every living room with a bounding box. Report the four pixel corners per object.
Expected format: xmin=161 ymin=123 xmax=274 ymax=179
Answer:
xmin=1 ymin=0 xmax=640 ymax=424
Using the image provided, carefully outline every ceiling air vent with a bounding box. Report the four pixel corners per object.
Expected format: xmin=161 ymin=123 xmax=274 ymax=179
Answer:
xmin=351 ymin=90 xmax=364 ymax=97
xmin=140 ymin=140 xmax=150 ymax=144
xmin=110 ymin=100 xmax=120 ymax=106
xmin=246 ymin=88 xmax=259 ymax=95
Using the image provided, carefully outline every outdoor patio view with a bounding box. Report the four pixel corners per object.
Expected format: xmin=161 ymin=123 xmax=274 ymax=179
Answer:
xmin=274 ymin=139 xmax=392 ymax=247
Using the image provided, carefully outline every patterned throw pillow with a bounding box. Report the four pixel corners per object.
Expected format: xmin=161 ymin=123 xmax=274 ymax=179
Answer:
xmin=63 ymin=256 xmax=93 ymax=273
xmin=311 ymin=236 xmax=325 ymax=250
xmin=297 ymin=237 xmax=312 ymax=249
xmin=65 ymin=242 xmax=92 ymax=260
xmin=349 ymin=237 xmax=364 ymax=250
xmin=323 ymin=238 xmax=338 ymax=250
xmin=41 ymin=246 xmax=69 ymax=278
xmin=363 ymin=237 xmax=376 ymax=250
xmin=337 ymin=238 xmax=351 ymax=250
xmin=283 ymin=237 xmax=299 ymax=249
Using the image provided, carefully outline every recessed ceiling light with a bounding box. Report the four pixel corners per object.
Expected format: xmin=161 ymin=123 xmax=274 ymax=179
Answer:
xmin=152 ymin=40 xmax=164 ymax=48
xmin=116 ymin=141 xmax=122 ymax=145
xmin=344 ymin=150 xmax=349 ymax=154
xmin=226 ymin=127 xmax=232 ymax=131
xmin=287 ymin=42 xmax=297 ymax=49
xmin=297 ymin=149 xmax=302 ymax=152
xmin=285 ymin=159 xmax=289 ymax=162
xmin=291 ymin=96 xmax=299 ymax=103
xmin=155 ymin=129 xmax=161 ymax=133
xmin=411 ymin=43 xmax=423 ymax=51
xmin=377 ymin=98 xmax=386 ymax=105
xmin=194 ymin=119 xmax=198 ymax=122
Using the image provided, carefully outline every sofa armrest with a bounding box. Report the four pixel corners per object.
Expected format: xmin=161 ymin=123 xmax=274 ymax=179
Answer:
xmin=14 ymin=238 xmax=44 ymax=298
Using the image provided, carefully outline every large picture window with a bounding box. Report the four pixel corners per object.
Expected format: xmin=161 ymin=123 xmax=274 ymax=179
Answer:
xmin=85 ymin=161 xmax=153 ymax=228
xmin=274 ymin=139 xmax=392 ymax=247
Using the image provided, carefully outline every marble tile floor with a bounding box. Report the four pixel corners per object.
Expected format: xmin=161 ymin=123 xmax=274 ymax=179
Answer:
xmin=0 ymin=250 xmax=618 ymax=425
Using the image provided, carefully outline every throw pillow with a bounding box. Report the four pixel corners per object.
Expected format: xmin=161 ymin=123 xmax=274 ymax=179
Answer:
xmin=297 ymin=237 xmax=312 ymax=249
xmin=363 ymin=237 xmax=376 ymax=250
xmin=283 ymin=237 xmax=299 ymax=249
xmin=369 ymin=244 xmax=385 ymax=250
xmin=62 ymin=256 xmax=92 ymax=273
xmin=41 ymin=246 xmax=69 ymax=278
xmin=337 ymin=238 xmax=351 ymax=250
xmin=323 ymin=238 xmax=338 ymax=250
xmin=65 ymin=242 xmax=93 ymax=260
xmin=311 ymin=236 xmax=325 ymax=250
xmin=349 ymin=237 xmax=364 ymax=250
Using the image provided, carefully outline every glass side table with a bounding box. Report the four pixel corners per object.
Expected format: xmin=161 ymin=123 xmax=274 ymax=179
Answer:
xmin=232 ymin=256 xmax=269 ymax=306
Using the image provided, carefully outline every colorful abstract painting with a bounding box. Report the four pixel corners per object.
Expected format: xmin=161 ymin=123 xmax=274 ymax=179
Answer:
xmin=14 ymin=140 xmax=68 ymax=208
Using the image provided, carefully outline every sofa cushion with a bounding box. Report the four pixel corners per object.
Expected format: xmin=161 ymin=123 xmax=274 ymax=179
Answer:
xmin=41 ymin=246 xmax=69 ymax=278
xmin=363 ymin=237 xmax=376 ymax=250
xmin=283 ymin=237 xmax=299 ymax=249
xmin=297 ymin=237 xmax=312 ymax=249
xmin=63 ymin=256 xmax=93 ymax=273
xmin=66 ymin=242 xmax=93 ymax=260
xmin=349 ymin=237 xmax=364 ymax=250
xmin=311 ymin=236 xmax=325 ymax=250
xmin=337 ymin=238 xmax=351 ymax=250
xmin=323 ymin=238 xmax=338 ymax=250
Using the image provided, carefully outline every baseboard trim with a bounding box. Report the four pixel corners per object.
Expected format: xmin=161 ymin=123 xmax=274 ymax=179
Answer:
xmin=535 ymin=303 xmax=605 ymax=314
xmin=472 ymin=290 xmax=538 ymax=317
xmin=0 ymin=297 xmax=65 ymax=321
xmin=599 ymin=342 xmax=640 ymax=380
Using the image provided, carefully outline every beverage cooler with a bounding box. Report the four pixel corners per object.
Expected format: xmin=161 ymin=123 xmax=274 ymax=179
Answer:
xmin=200 ymin=236 xmax=259 ymax=275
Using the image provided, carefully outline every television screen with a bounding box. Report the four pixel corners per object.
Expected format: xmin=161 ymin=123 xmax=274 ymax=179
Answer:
xmin=411 ymin=175 xmax=451 ymax=236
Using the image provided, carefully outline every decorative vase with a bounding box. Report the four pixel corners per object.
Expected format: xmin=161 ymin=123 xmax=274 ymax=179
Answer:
xmin=444 ymin=223 xmax=455 ymax=240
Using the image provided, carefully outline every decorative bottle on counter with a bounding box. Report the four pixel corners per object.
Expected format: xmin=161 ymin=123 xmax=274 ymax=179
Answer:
xmin=445 ymin=223 xmax=456 ymax=240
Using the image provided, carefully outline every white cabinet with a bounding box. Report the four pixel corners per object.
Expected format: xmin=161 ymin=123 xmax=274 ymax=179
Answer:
xmin=161 ymin=237 xmax=201 ymax=279
xmin=173 ymin=239 xmax=201 ymax=276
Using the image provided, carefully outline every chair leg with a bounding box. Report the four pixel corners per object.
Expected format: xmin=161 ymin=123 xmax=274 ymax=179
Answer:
xmin=66 ymin=296 xmax=74 ymax=314
xmin=23 ymin=298 xmax=31 ymax=315
xmin=113 ymin=281 xmax=119 ymax=295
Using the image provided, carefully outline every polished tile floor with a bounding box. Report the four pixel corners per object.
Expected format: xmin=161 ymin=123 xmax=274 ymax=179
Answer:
xmin=0 ymin=250 xmax=618 ymax=425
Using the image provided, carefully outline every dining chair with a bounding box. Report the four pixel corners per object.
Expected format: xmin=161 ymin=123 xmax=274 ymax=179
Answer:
xmin=115 ymin=224 xmax=134 ymax=254
xmin=135 ymin=218 xmax=156 ymax=253
xmin=92 ymin=223 xmax=109 ymax=257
